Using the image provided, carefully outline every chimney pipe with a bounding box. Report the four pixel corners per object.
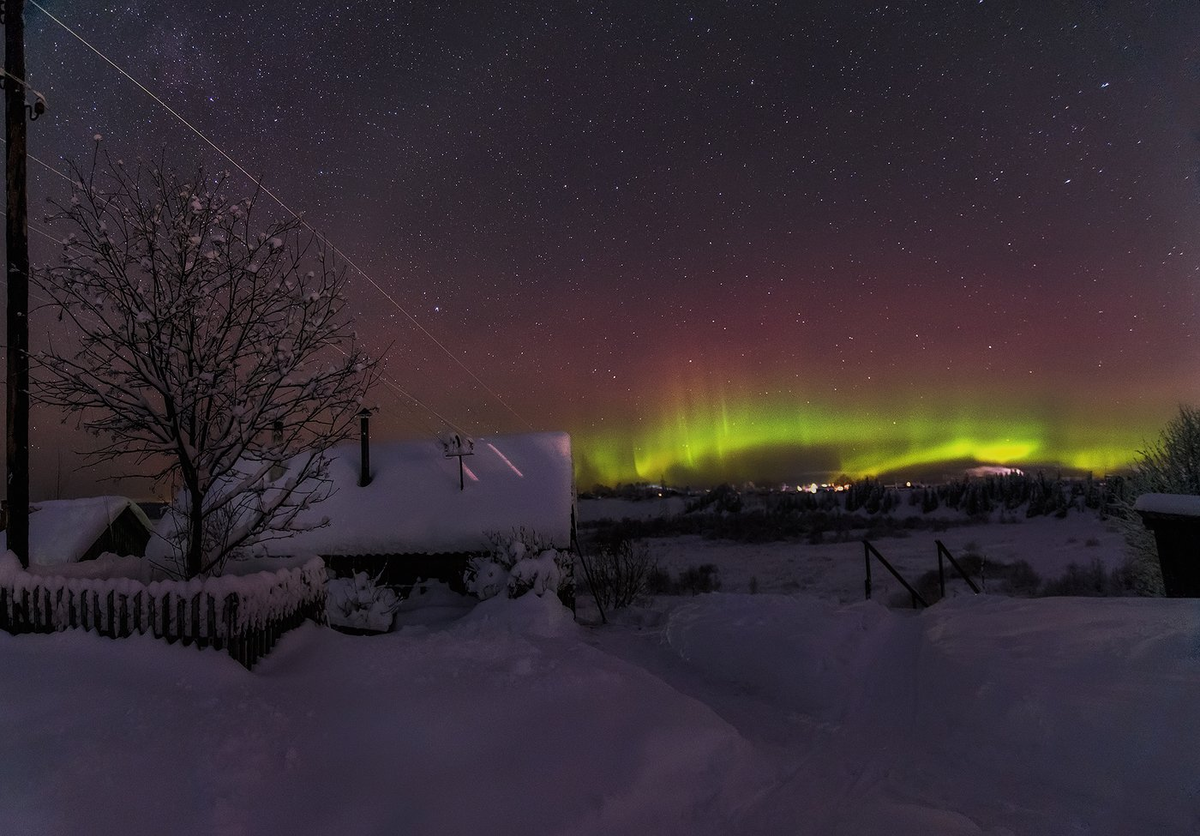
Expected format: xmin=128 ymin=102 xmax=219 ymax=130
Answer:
xmin=269 ymin=420 xmax=285 ymax=482
xmin=358 ymin=408 xmax=372 ymax=487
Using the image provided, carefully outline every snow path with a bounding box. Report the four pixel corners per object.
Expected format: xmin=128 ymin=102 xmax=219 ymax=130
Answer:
xmin=587 ymin=594 xmax=1200 ymax=835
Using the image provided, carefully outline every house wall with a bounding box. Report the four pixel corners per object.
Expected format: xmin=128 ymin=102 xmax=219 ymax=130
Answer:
xmin=80 ymin=508 xmax=153 ymax=562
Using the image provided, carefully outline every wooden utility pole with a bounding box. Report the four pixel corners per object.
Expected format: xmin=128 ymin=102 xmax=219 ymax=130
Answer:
xmin=5 ymin=0 xmax=30 ymax=566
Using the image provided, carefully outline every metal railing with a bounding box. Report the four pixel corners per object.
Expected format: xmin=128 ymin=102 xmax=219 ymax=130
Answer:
xmin=935 ymin=540 xmax=982 ymax=598
xmin=863 ymin=540 xmax=927 ymax=608
xmin=863 ymin=540 xmax=983 ymax=608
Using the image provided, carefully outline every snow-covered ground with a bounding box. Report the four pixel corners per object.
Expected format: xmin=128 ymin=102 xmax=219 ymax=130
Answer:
xmin=3 ymin=509 xmax=1199 ymax=834
xmin=645 ymin=511 xmax=1126 ymax=603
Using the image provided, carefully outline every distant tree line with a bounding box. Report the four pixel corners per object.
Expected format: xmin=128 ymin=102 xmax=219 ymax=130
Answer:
xmin=843 ymin=472 xmax=1111 ymax=518
xmin=580 ymin=472 xmax=1114 ymax=547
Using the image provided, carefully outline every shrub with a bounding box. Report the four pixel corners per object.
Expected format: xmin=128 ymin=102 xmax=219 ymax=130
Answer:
xmin=911 ymin=553 xmax=1041 ymax=602
xmin=326 ymin=570 xmax=401 ymax=633
xmin=464 ymin=528 xmax=575 ymax=603
xmin=640 ymin=563 xmax=723 ymax=596
xmin=1039 ymin=559 xmax=1134 ymax=597
xmin=678 ymin=564 xmax=722 ymax=595
xmin=999 ymin=560 xmax=1042 ymax=596
xmin=583 ymin=536 xmax=657 ymax=611
xmin=645 ymin=566 xmax=674 ymax=595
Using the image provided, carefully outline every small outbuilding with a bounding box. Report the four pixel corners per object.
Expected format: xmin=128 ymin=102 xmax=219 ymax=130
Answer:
xmin=1134 ymin=492 xmax=1200 ymax=597
xmin=0 ymin=496 xmax=154 ymax=567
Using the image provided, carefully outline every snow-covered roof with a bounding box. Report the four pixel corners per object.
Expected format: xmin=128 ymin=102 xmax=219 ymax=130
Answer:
xmin=0 ymin=496 xmax=153 ymax=567
xmin=261 ymin=431 xmax=575 ymax=556
xmin=1133 ymin=492 xmax=1200 ymax=519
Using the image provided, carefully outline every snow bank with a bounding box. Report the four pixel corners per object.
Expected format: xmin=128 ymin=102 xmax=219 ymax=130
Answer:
xmin=650 ymin=592 xmax=1200 ymax=835
xmin=0 ymin=599 xmax=761 ymax=836
xmin=451 ymin=589 xmax=579 ymax=639
xmin=5 ymin=555 xmax=1200 ymax=834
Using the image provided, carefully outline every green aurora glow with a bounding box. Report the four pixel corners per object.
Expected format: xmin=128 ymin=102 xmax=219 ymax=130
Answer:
xmin=572 ymin=396 xmax=1162 ymax=487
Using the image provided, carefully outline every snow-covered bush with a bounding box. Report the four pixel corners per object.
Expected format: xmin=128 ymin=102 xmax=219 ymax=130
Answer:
xmin=326 ymin=571 xmax=401 ymax=633
xmin=464 ymin=528 xmax=574 ymax=603
xmin=509 ymin=550 xmax=562 ymax=598
xmin=463 ymin=558 xmax=508 ymax=601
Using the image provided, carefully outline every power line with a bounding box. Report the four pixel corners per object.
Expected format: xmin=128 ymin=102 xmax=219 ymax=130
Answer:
xmin=13 ymin=170 xmax=468 ymax=437
xmin=28 ymin=0 xmax=534 ymax=432
xmin=28 ymin=149 xmax=73 ymax=184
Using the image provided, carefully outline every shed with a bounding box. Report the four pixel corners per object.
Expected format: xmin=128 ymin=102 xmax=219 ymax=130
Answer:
xmin=1134 ymin=492 xmax=1200 ymax=597
xmin=0 ymin=497 xmax=154 ymax=567
xmin=260 ymin=431 xmax=576 ymax=590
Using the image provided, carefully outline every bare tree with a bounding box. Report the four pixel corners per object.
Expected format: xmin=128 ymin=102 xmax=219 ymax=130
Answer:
xmin=35 ymin=151 xmax=378 ymax=578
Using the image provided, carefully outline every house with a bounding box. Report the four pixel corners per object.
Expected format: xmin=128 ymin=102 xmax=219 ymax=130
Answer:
xmin=259 ymin=429 xmax=576 ymax=591
xmin=0 ymin=496 xmax=154 ymax=567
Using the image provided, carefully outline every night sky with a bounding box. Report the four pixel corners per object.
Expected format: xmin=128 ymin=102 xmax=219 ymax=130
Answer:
xmin=14 ymin=0 xmax=1200 ymax=495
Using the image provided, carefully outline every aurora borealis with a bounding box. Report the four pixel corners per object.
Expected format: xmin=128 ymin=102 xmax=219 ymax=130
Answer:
xmin=15 ymin=1 xmax=1200 ymax=495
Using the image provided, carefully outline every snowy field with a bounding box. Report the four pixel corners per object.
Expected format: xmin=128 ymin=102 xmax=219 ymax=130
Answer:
xmin=646 ymin=511 xmax=1127 ymax=602
xmin=3 ymin=509 xmax=1200 ymax=834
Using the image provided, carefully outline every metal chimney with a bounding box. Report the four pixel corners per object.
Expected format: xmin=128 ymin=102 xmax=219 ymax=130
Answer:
xmin=358 ymin=408 xmax=372 ymax=487
xmin=269 ymin=420 xmax=285 ymax=482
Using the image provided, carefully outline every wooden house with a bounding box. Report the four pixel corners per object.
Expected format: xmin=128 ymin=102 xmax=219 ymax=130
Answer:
xmin=258 ymin=429 xmax=576 ymax=591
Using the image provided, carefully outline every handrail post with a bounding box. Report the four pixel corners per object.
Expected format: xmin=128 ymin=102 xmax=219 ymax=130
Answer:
xmin=938 ymin=547 xmax=946 ymax=599
xmin=863 ymin=541 xmax=872 ymax=600
xmin=863 ymin=540 xmax=927 ymax=608
xmin=935 ymin=540 xmax=982 ymax=595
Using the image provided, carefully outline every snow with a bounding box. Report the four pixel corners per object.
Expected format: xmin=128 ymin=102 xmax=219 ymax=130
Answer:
xmin=0 ymin=496 xmax=151 ymax=566
xmin=642 ymin=509 xmax=1126 ymax=601
xmin=3 ymin=510 xmax=1200 ymax=834
xmin=1134 ymin=492 xmax=1200 ymax=518
xmin=250 ymin=431 xmax=574 ymax=556
xmin=2 ymin=585 xmax=1198 ymax=834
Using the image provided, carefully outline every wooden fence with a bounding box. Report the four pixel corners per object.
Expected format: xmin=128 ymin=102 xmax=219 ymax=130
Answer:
xmin=0 ymin=559 xmax=326 ymax=669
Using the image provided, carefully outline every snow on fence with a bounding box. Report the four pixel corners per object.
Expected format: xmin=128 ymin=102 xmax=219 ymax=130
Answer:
xmin=0 ymin=553 xmax=326 ymax=669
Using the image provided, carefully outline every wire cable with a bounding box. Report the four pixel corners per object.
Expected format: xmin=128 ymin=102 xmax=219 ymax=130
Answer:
xmin=29 ymin=0 xmax=534 ymax=432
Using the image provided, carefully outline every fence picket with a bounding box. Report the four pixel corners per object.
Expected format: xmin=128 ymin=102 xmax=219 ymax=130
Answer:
xmin=191 ymin=595 xmax=201 ymax=648
xmin=176 ymin=596 xmax=187 ymax=646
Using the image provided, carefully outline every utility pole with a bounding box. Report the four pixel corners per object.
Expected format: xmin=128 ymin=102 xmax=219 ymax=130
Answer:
xmin=5 ymin=0 xmax=30 ymax=566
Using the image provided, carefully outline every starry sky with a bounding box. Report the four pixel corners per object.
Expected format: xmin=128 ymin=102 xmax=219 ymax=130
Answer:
xmin=12 ymin=0 xmax=1200 ymax=495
